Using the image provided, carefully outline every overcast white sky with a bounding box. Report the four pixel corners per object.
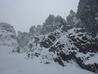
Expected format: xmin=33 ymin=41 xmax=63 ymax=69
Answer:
xmin=0 ymin=0 xmax=79 ymax=32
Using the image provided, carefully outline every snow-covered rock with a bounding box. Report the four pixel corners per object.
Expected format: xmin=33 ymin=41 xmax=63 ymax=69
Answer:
xmin=0 ymin=23 xmax=17 ymax=47
xmin=18 ymin=27 xmax=98 ymax=72
xmin=14 ymin=0 xmax=98 ymax=73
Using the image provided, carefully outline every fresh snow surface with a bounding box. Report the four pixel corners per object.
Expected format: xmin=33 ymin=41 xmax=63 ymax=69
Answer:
xmin=0 ymin=45 xmax=95 ymax=74
xmin=85 ymin=53 xmax=98 ymax=65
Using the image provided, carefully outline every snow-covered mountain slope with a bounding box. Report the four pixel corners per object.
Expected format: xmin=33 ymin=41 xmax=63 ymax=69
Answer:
xmin=15 ymin=4 xmax=98 ymax=72
xmin=0 ymin=0 xmax=98 ymax=73
xmin=0 ymin=23 xmax=17 ymax=47
xmin=0 ymin=45 xmax=95 ymax=74
xmin=16 ymin=27 xmax=98 ymax=72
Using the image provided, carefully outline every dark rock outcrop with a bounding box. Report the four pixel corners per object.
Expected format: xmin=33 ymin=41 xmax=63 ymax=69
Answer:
xmin=77 ymin=0 xmax=98 ymax=33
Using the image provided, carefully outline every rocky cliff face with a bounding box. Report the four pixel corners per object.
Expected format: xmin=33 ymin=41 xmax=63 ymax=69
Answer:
xmin=15 ymin=0 xmax=98 ymax=73
xmin=21 ymin=27 xmax=98 ymax=72
xmin=77 ymin=0 xmax=98 ymax=33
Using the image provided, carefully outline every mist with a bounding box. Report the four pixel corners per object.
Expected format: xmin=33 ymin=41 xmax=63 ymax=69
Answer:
xmin=0 ymin=0 xmax=79 ymax=32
